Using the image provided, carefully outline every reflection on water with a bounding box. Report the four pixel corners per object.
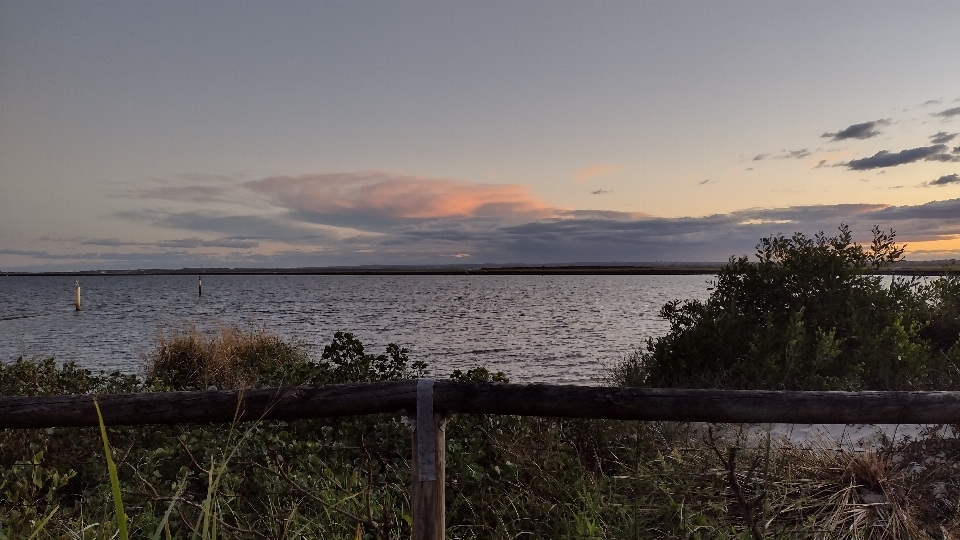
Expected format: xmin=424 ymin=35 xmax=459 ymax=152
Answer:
xmin=0 ymin=275 xmax=710 ymax=384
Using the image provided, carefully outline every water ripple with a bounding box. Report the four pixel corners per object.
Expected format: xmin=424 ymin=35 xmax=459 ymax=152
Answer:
xmin=0 ymin=275 xmax=711 ymax=384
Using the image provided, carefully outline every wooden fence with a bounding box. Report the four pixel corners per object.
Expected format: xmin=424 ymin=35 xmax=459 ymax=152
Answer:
xmin=4 ymin=379 xmax=960 ymax=539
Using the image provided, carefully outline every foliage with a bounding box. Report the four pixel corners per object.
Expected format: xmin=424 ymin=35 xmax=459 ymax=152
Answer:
xmin=450 ymin=366 xmax=509 ymax=383
xmin=144 ymin=325 xmax=311 ymax=390
xmin=614 ymin=224 xmax=960 ymax=390
xmin=5 ymin=321 xmax=960 ymax=537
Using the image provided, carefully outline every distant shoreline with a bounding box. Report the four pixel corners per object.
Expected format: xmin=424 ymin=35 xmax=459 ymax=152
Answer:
xmin=1 ymin=261 xmax=955 ymax=277
xmin=2 ymin=265 xmax=722 ymax=277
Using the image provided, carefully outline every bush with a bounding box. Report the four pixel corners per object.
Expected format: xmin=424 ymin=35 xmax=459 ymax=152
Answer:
xmin=145 ymin=327 xmax=428 ymax=390
xmin=615 ymin=224 xmax=960 ymax=390
xmin=143 ymin=325 xmax=311 ymax=390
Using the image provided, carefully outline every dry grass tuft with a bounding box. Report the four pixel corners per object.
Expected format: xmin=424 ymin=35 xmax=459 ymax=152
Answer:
xmin=775 ymin=438 xmax=932 ymax=539
xmin=144 ymin=324 xmax=309 ymax=390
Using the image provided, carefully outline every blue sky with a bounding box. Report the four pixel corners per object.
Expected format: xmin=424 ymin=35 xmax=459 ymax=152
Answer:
xmin=2 ymin=0 xmax=960 ymax=269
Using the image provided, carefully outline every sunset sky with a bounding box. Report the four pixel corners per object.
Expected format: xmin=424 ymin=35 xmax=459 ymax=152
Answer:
xmin=2 ymin=0 xmax=960 ymax=270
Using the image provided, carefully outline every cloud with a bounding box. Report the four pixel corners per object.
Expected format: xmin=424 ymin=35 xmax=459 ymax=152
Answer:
xmin=843 ymin=145 xmax=958 ymax=171
xmin=930 ymin=132 xmax=958 ymax=144
xmin=922 ymin=99 xmax=943 ymax=107
xmin=866 ymin=198 xmax=960 ymax=222
xmin=245 ymin=171 xmax=556 ymax=228
xmin=117 ymin=172 xmax=250 ymax=203
xmin=41 ymin=236 xmax=258 ymax=250
xmin=10 ymin=197 xmax=960 ymax=269
xmin=114 ymin=209 xmax=342 ymax=244
xmin=822 ymin=120 xmax=890 ymax=141
xmin=156 ymin=237 xmax=260 ymax=249
xmin=781 ymin=149 xmax=811 ymax=159
xmin=591 ymin=189 xmax=612 ymax=195
xmin=698 ymin=179 xmax=713 ymax=185
xmin=0 ymin=247 xmax=192 ymax=262
xmin=128 ymin=185 xmax=232 ymax=202
xmin=79 ymin=238 xmax=143 ymax=247
xmin=921 ymin=174 xmax=960 ymax=187
xmin=934 ymin=107 xmax=960 ymax=118
xmin=752 ymin=149 xmax=809 ymax=162
xmin=574 ymin=164 xmax=625 ymax=183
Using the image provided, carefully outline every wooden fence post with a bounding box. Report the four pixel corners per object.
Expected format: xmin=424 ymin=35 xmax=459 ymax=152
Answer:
xmin=412 ymin=379 xmax=445 ymax=540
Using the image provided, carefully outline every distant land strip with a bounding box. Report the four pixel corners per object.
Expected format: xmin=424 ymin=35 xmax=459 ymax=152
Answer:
xmin=2 ymin=265 xmax=722 ymax=277
xmin=1 ymin=261 xmax=956 ymax=277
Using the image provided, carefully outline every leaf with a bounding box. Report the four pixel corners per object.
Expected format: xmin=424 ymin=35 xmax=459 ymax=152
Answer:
xmin=94 ymin=397 xmax=129 ymax=540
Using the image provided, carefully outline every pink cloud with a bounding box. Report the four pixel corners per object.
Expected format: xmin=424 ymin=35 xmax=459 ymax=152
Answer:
xmin=575 ymin=163 xmax=625 ymax=183
xmin=246 ymin=171 xmax=556 ymax=220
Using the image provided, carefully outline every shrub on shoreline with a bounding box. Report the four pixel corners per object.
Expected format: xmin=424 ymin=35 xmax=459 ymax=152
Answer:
xmin=614 ymin=225 xmax=960 ymax=391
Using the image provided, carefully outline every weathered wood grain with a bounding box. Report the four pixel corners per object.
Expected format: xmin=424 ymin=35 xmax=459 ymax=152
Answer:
xmin=411 ymin=413 xmax=445 ymax=540
xmin=5 ymin=380 xmax=960 ymax=428
xmin=0 ymin=380 xmax=418 ymax=429
xmin=433 ymin=381 xmax=960 ymax=424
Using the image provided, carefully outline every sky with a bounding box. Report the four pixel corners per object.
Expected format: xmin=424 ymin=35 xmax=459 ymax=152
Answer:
xmin=2 ymin=0 xmax=960 ymax=270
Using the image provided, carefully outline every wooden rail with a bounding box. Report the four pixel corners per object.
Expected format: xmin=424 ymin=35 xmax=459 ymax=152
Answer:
xmin=5 ymin=379 xmax=960 ymax=539
xmin=5 ymin=380 xmax=960 ymax=428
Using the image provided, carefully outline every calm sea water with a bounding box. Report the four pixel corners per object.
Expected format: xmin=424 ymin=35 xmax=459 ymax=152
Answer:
xmin=0 ymin=275 xmax=711 ymax=384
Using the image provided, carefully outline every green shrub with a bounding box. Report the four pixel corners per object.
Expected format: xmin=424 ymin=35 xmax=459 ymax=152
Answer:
xmin=615 ymin=224 xmax=960 ymax=390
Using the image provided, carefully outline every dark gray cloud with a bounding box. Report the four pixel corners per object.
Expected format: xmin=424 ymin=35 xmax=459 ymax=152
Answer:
xmin=934 ymin=107 xmax=960 ymax=118
xmin=10 ymin=196 xmax=960 ymax=269
xmin=930 ymin=132 xmax=958 ymax=144
xmin=923 ymin=100 xmax=943 ymax=107
xmin=0 ymin=247 xmax=191 ymax=262
xmin=591 ymin=189 xmax=612 ymax=194
xmin=752 ymin=149 xmax=809 ymax=161
xmin=114 ymin=210 xmax=340 ymax=244
xmin=43 ymin=236 xmax=258 ymax=250
xmin=843 ymin=145 xmax=956 ymax=170
xmin=922 ymin=174 xmax=960 ymax=187
xmin=79 ymin=238 xmax=142 ymax=247
xmin=382 ymin=200 xmax=960 ymax=262
xmin=822 ymin=120 xmax=890 ymax=141
xmin=865 ymin=198 xmax=960 ymax=221
xmin=781 ymin=149 xmax=811 ymax=159
xmin=156 ymin=237 xmax=260 ymax=249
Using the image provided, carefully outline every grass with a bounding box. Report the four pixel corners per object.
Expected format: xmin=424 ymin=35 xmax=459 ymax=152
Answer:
xmin=2 ymin=325 xmax=960 ymax=538
xmin=93 ymin=398 xmax=128 ymax=540
xmin=143 ymin=324 xmax=310 ymax=390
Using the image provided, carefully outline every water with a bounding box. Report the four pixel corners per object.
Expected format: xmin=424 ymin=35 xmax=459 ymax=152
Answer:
xmin=0 ymin=275 xmax=711 ymax=384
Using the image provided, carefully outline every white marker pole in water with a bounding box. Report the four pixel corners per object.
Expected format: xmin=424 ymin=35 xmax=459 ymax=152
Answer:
xmin=75 ymin=278 xmax=81 ymax=311
xmin=199 ymin=275 xmax=202 ymax=297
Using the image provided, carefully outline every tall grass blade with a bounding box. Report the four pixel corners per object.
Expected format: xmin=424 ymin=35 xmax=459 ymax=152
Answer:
xmin=25 ymin=505 xmax=59 ymax=540
xmin=94 ymin=397 xmax=129 ymax=540
xmin=150 ymin=472 xmax=188 ymax=540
